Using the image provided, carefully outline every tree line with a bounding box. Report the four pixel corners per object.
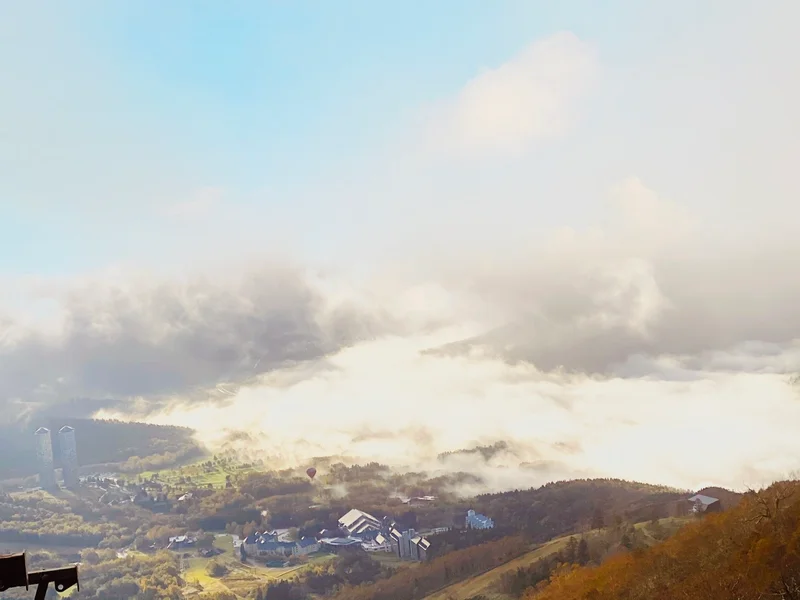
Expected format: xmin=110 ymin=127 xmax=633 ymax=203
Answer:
xmin=472 ymin=479 xmax=688 ymax=542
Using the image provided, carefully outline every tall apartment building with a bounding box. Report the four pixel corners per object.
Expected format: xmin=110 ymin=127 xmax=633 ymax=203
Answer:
xmin=34 ymin=427 xmax=56 ymax=489
xmin=58 ymin=425 xmax=79 ymax=488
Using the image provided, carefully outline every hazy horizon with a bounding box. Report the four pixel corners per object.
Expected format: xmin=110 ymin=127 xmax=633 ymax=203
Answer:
xmin=2 ymin=1 xmax=800 ymax=493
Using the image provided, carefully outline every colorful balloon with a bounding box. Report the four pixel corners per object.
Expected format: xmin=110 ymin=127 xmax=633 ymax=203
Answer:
xmin=306 ymin=467 xmax=317 ymax=480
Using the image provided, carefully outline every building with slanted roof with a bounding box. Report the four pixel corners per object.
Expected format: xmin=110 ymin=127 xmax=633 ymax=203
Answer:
xmin=362 ymin=533 xmax=392 ymax=552
xmin=410 ymin=535 xmax=423 ymax=559
xmin=293 ymin=537 xmax=320 ymax=556
xmin=319 ymin=536 xmax=362 ymax=553
xmin=402 ymin=495 xmax=437 ymax=506
xmin=243 ymin=532 xmax=322 ymax=558
xmin=244 ymin=532 xmax=297 ymax=557
xmin=338 ymin=508 xmax=382 ymax=536
xmin=167 ymin=535 xmax=196 ymax=550
xmin=259 ymin=539 xmax=296 ymax=556
xmin=416 ymin=537 xmax=431 ymax=561
xmin=688 ymin=494 xmax=722 ymax=514
xmin=466 ymin=509 xmax=494 ymax=529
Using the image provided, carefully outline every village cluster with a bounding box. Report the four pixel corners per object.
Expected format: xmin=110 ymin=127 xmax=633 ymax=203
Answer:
xmin=241 ymin=505 xmax=494 ymax=563
xmin=165 ymin=506 xmax=496 ymax=566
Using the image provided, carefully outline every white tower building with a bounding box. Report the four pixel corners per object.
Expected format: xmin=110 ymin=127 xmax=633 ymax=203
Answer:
xmin=58 ymin=425 xmax=79 ymax=488
xmin=34 ymin=427 xmax=56 ymax=489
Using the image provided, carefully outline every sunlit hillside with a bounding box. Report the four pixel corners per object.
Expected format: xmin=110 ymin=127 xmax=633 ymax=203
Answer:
xmin=525 ymin=481 xmax=800 ymax=599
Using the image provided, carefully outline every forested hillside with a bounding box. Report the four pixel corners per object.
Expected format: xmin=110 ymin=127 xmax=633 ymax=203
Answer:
xmin=525 ymin=481 xmax=800 ymax=599
xmin=472 ymin=479 xmax=689 ymax=542
xmin=0 ymin=419 xmax=202 ymax=479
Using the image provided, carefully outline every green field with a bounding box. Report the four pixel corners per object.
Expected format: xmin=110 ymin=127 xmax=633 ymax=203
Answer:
xmin=138 ymin=458 xmax=257 ymax=492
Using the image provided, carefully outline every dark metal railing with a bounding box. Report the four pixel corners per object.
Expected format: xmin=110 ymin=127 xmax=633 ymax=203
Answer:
xmin=0 ymin=553 xmax=79 ymax=600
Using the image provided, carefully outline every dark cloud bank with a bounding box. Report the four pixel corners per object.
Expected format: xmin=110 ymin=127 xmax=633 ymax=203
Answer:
xmin=428 ymin=235 xmax=800 ymax=379
xmin=1 ymin=215 xmax=799 ymax=425
xmin=0 ymin=266 xmax=388 ymax=420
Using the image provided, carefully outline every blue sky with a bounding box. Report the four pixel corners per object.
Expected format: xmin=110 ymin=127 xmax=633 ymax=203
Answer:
xmin=1 ymin=1 xmax=797 ymax=276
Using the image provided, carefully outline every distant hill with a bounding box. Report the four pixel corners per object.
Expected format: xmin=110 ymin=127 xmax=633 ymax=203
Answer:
xmin=437 ymin=441 xmax=518 ymax=462
xmin=694 ymin=486 xmax=744 ymax=509
xmin=0 ymin=418 xmax=203 ymax=480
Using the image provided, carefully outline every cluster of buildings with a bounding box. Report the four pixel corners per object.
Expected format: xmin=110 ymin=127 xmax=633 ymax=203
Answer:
xmin=379 ymin=527 xmax=431 ymax=561
xmin=235 ymin=508 xmax=449 ymax=563
xmin=34 ymin=426 xmax=79 ymax=489
xmin=241 ymin=531 xmax=321 ymax=560
xmin=157 ymin=502 xmax=495 ymax=566
xmin=132 ymin=488 xmax=171 ymax=511
xmin=235 ymin=507 xmax=496 ymax=563
xmin=330 ymin=508 xmax=434 ymax=561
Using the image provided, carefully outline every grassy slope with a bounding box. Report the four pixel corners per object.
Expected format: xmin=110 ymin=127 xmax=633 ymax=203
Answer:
xmin=138 ymin=459 xmax=257 ymax=492
xmin=182 ymin=534 xmax=336 ymax=599
xmin=424 ymin=517 xmax=693 ymax=600
xmin=632 ymin=516 xmax=691 ymax=545
xmin=425 ymin=536 xmax=572 ymax=600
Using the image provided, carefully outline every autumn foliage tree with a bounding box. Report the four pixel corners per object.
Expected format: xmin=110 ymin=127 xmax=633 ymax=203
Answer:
xmin=524 ymin=481 xmax=800 ymax=600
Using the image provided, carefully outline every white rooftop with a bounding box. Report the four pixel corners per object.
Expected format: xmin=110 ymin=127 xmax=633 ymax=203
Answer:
xmin=338 ymin=508 xmax=380 ymax=528
xmin=688 ymin=494 xmax=719 ymax=505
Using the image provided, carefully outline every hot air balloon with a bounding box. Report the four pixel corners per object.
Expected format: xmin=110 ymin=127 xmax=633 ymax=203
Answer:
xmin=306 ymin=467 xmax=317 ymax=481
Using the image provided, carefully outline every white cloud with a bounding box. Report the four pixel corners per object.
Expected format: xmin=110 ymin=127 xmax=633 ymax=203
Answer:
xmin=103 ymin=328 xmax=800 ymax=493
xmin=160 ymin=186 xmax=225 ymax=219
xmin=426 ymin=31 xmax=599 ymax=157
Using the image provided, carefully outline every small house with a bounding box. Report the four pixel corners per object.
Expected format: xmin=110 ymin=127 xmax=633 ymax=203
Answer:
xmin=402 ymin=496 xmax=436 ymax=506
xmin=688 ymin=494 xmax=722 ymax=514
xmin=167 ymin=535 xmax=196 ymax=550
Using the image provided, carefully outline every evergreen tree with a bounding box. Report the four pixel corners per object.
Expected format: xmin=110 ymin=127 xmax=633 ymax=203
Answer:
xmin=563 ymin=536 xmax=579 ymax=564
xmin=591 ymin=507 xmax=604 ymax=530
xmin=577 ymin=537 xmax=590 ymax=565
